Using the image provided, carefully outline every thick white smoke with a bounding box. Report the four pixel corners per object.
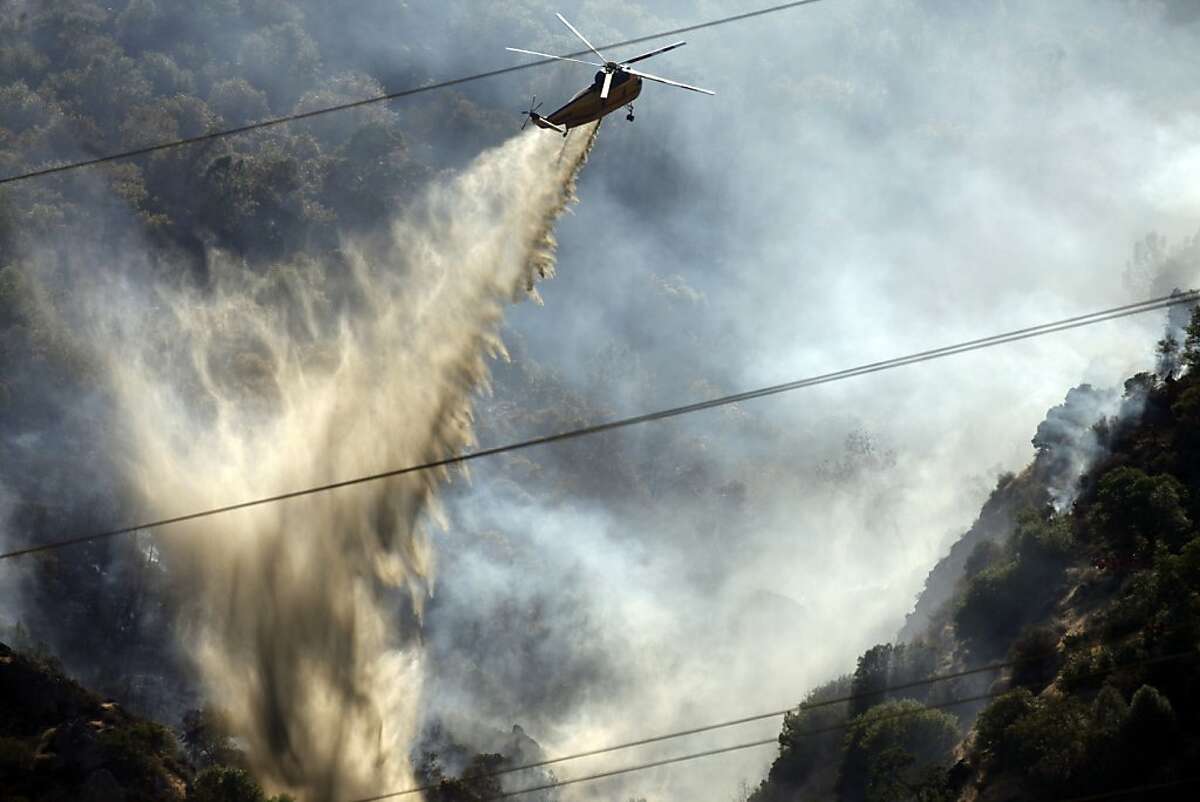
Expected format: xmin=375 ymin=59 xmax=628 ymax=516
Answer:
xmin=87 ymin=125 xmax=598 ymax=801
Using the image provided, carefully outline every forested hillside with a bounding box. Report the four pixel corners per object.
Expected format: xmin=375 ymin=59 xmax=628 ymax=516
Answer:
xmin=0 ymin=0 xmax=446 ymax=262
xmin=746 ymin=301 xmax=1200 ymax=801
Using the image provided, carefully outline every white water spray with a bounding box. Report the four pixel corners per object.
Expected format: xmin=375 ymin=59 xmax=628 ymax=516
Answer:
xmin=98 ymin=126 xmax=597 ymax=800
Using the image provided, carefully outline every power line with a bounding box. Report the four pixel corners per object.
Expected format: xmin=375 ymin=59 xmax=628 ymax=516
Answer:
xmin=357 ymin=660 xmax=1006 ymax=800
xmin=481 ymin=651 xmax=1197 ymax=801
xmin=352 ymin=659 xmax=1010 ymax=802
xmin=1060 ymin=778 xmax=1200 ymax=801
xmin=492 ymin=690 xmax=998 ymax=800
xmin=0 ymin=0 xmax=829 ymax=187
xmin=351 ymin=649 xmax=1199 ymax=802
xmin=2 ymin=289 xmax=1196 ymax=562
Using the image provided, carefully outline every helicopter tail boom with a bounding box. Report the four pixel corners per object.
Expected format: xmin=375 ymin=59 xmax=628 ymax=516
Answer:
xmin=529 ymin=113 xmax=567 ymax=135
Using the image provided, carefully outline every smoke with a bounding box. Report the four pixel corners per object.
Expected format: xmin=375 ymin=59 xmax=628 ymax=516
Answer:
xmin=43 ymin=124 xmax=600 ymax=801
xmin=4 ymin=2 xmax=1200 ymax=801
xmin=392 ymin=4 xmax=1200 ymax=797
xmin=1031 ymin=384 xmax=1121 ymax=510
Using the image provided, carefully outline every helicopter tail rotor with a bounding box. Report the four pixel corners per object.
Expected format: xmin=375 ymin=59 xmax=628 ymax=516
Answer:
xmin=520 ymin=96 xmax=544 ymax=130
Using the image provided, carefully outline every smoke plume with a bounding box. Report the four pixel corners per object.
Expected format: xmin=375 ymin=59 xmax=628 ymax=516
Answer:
xmin=73 ymin=125 xmax=598 ymax=801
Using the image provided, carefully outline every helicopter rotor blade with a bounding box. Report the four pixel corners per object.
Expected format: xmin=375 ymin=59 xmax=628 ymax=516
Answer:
xmin=624 ymin=67 xmax=715 ymax=95
xmin=555 ymin=13 xmax=609 ymax=63
xmin=600 ymin=70 xmax=614 ymax=99
xmin=505 ymin=47 xmax=602 ymax=68
xmin=619 ymin=41 xmax=687 ymax=66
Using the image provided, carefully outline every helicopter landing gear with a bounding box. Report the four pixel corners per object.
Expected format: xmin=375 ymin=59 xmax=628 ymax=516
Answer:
xmin=626 ymin=104 xmax=635 ymax=122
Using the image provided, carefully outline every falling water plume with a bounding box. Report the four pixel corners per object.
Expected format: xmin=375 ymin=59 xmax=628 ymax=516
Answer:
xmin=95 ymin=125 xmax=599 ymax=801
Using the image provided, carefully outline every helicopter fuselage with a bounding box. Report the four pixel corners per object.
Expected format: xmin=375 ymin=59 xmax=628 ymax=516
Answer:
xmin=532 ymin=71 xmax=643 ymax=133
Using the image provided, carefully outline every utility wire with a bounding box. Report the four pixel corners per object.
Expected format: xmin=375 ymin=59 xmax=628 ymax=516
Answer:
xmin=1060 ymin=778 xmax=1200 ymax=801
xmin=2 ymin=289 xmax=1196 ymax=562
xmin=483 ymin=651 xmax=1197 ymax=801
xmin=350 ymin=649 xmax=1199 ymax=802
xmin=491 ymin=690 xmax=1000 ymax=800
xmin=0 ymin=0 xmax=829 ymax=187
xmin=351 ymin=656 xmax=1044 ymax=801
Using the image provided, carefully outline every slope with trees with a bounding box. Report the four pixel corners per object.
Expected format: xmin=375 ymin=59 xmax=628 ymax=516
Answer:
xmin=745 ymin=300 xmax=1200 ymax=801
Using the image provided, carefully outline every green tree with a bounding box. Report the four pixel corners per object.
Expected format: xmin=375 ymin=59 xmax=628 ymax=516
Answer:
xmin=1122 ymin=685 xmax=1178 ymax=759
xmin=1085 ymin=467 xmax=1191 ymax=554
xmin=963 ymin=539 xmax=1002 ymax=579
xmin=1005 ymin=696 xmax=1091 ymax=791
xmin=192 ymin=767 xmax=266 ymax=802
xmin=207 ymin=78 xmax=271 ymax=125
xmin=973 ymin=688 xmax=1036 ymax=770
xmin=849 ymin=643 xmax=937 ymax=717
xmin=1008 ymin=625 xmax=1060 ymax=692
xmin=837 ymin=700 xmax=959 ymax=802
xmin=769 ymin=677 xmax=852 ymax=791
xmin=1156 ymin=335 xmax=1181 ymax=380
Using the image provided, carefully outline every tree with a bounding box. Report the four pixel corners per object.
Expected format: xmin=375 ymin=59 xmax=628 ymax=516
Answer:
xmin=1156 ymin=335 xmax=1181 ymax=380
xmin=849 ymin=643 xmax=937 ymax=717
xmin=1004 ymin=696 xmax=1091 ymax=791
xmin=1122 ymin=685 xmax=1178 ymax=760
xmin=963 ymin=539 xmax=1002 ymax=579
xmin=207 ymin=78 xmax=271 ymax=125
xmin=191 ymin=767 xmax=265 ymax=802
xmin=1184 ymin=305 xmax=1200 ymax=373
xmin=1085 ymin=467 xmax=1191 ymax=554
xmin=837 ymin=700 xmax=959 ymax=802
xmin=769 ymin=677 xmax=852 ymax=791
xmin=1008 ymin=625 xmax=1060 ymax=692
xmin=181 ymin=707 xmax=241 ymax=769
xmin=416 ymin=752 xmax=509 ymax=802
xmin=974 ymin=689 xmax=1036 ymax=770
xmin=191 ymin=766 xmax=296 ymax=802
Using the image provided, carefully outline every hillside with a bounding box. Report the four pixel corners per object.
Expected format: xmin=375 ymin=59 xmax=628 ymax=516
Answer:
xmin=0 ymin=639 xmax=191 ymax=801
xmin=745 ymin=306 xmax=1200 ymax=801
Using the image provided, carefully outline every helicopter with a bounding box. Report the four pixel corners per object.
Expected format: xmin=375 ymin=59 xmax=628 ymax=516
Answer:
xmin=507 ymin=13 xmax=714 ymax=136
